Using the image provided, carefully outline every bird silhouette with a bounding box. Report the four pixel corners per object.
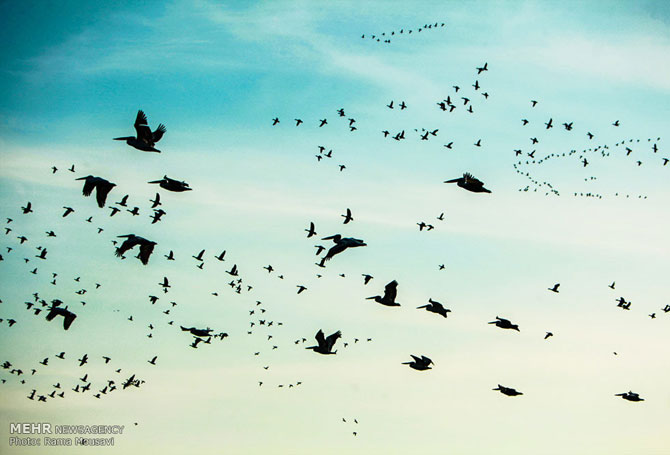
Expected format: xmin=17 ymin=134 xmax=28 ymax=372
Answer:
xmin=489 ymin=316 xmax=519 ymax=331
xmin=417 ymin=298 xmax=451 ymax=318
xmin=114 ymin=110 xmax=166 ymax=152
xmin=148 ymin=175 xmax=192 ymax=192
xmin=115 ymin=234 xmax=156 ymax=265
xmin=319 ymin=234 xmax=366 ymax=264
xmin=402 ymin=355 xmax=434 ymax=370
xmin=341 ymin=208 xmax=353 ymax=224
xmin=367 ymin=280 xmax=400 ymax=306
xmin=306 ymin=329 xmax=341 ymax=355
xmin=615 ymin=391 xmax=643 ymax=402
xmin=493 ymin=385 xmax=523 ymax=396
xmin=548 ymin=283 xmax=560 ymax=293
xmin=444 ymin=173 xmax=491 ymax=193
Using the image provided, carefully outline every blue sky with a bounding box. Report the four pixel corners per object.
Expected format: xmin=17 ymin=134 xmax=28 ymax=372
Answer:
xmin=1 ymin=1 xmax=670 ymax=454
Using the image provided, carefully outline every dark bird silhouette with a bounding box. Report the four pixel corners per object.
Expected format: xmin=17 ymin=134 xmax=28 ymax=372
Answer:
xmin=612 ymin=120 xmax=620 ymax=127
xmin=608 ymin=281 xmax=615 ymax=289
xmin=116 ymin=195 xmax=129 ymax=206
xmin=78 ymin=354 xmax=88 ymax=367
xmin=294 ymin=119 xmax=303 ymax=126
xmin=36 ymin=248 xmax=48 ymax=260
xmin=493 ymin=385 xmax=523 ymax=396
xmin=150 ymin=193 xmax=161 ymax=208
xmin=545 ymin=332 xmax=553 ymax=340
xmin=477 ymin=62 xmax=488 ymax=74
xmin=193 ymin=249 xmax=205 ymax=261
xmin=444 ymin=173 xmax=491 ymax=193
xmin=319 ymin=234 xmax=366 ymax=263
xmin=417 ymin=298 xmax=450 ymax=318
xmin=341 ymin=208 xmax=353 ymax=224
xmin=22 ymin=202 xmax=33 ymax=214
xmin=148 ymin=175 xmax=192 ymax=192
xmin=226 ymin=264 xmax=239 ymax=276
xmin=165 ymin=250 xmax=175 ymax=261
xmin=362 ymin=274 xmax=373 ymax=285
xmin=62 ymin=206 xmax=74 ymax=217
xmin=114 ymin=110 xmax=166 ymax=152
xmin=305 ymin=222 xmax=317 ymax=238
xmin=45 ymin=304 xmax=77 ymax=330
xmin=272 ymin=117 xmax=279 ymax=126
xmin=306 ymin=329 xmax=341 ymax=355
xmin=319 ymin=119 xmax=327 ymax=127
xmin=180 ymin=326 xmax=213 ymax=337
xmin=367 ymin=280 xmax=400 ymax=306
xmin=214 ymin=251 xmax=226 ymax=261
xmin=402 ymin=355 xmax=434 ymax=370
xmin=296 ymin=285 xmax=307 ymax=294
xmin=545 ymin=118 xmax=553 ymax=129
xmin=615 ymin=391 xmax=643 ymax=402
xmin=148 ymin=356 xmax=157 ymax=365
xmin=115 ymin=234 xmax=156 ymax=265
xmin=548 ymin=283 xmax=560 ymax=293
xmin=489 ymin=316 xmax=519 ymax=331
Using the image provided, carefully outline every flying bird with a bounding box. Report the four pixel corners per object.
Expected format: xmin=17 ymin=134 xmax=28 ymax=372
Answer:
xmin=341 ymin=208 xmax=353 ymax=224
xmin=367 ymin=280 xmax=400 ymax=306
xmin=76 ymin=176 xmax=116 ymax=208
xmin=444 ymin=173 xmax=491 ymax=193
xmin=402 ymin=355 xmax=434 ymax=370
xmin=489 ymin=316 xmax=519 ymax=331
xmin=114 ymin=110 xmax=166 ymax=153
xmin=148 ymin=175 xmax=192 ymax=192
xmin=115 ymin=234 xmax=156 ymax=265
xmin=493 ymin=385 xmax=523 ymax=396
xmin=548 ymin=283 xmax=560 ymax=293
xmin=615 ymin=391 xmax=643 ymax=402
xmin=417 ymin=298 xmax=451 ymax=318
xmin=306 ymin=329 xmax=341 ymax=355
xmin=319 ymin=234 xmax=366 ymax=264
xmin=305 ymin=222 xmax=317 ymax=238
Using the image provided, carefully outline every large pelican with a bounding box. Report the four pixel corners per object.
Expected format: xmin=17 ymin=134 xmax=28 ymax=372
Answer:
xmin=115 ymin=234 xmax=156 ymax=265
xmin=367 ymin=280 xmax=400 ymax=307
xmin=306 ymin=329 xmax=341 ymax=355
xmin=76 ymin=176 xmax=116 ymax=208
xmin=148 ymin=175 xmax=192 ymax=192
xmin=402 ymin=355 xmax=434 ymax=370
xmin=318 ymin=234 xmax=366 ymax=265
xmin=444 ymin=172 xmax=491 ymax=193
xmin=114 ymin=110 xmax=166 ymax=153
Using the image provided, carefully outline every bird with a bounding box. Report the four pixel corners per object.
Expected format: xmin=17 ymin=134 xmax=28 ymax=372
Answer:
xmin=367 ymin=280 xmax=400 ymax=306
xmin=62 ymin=207 xmax=74 ymax=217
xmin=148 ymin=175 xmax=192 ymax=192
xmin=77 ymin=354 xmax=88 ymax=367
xmin=319 ymin=119 xmax=327 ymax=127
xmin=444 ymin=173 xmax=491 ymax=193
xmin=417 ymin=298 xmax=450 ymax=318
xmin=489 ymin=316 xmax=519 ymax=331
xmin=608 ymin=282 xmax=615 ymax=289
xmin=180 ymin=326 xmax=213 ymax=337
xmin=305 ymin=222 xmax=317 ymax=238
xmin=402 ymin=355 xmax=434 ymax=371
xmin=165 ymin=250 xmax=175 ymax=261
xmin=476 ymin=62 xmax=488 ymax=74
xmin=148 ymin=356 xmax=157 ymax=365
xmin=493 ymin=385 xmax=523 ymax=396
xmin=544 ymin=332 xmax=553 ymax=340
xmin=319 ymin=234 xmax=366 ymax=264
xmin=149 ymin=193 xmax=161 ymax=208
xmin=21 ymin=202 xmax=33 ymax=214
xmin=115 ymin=234 xmax=156 ymax=265
xmin=615 ymin=391 xmax=643 ymax=402
xmin=193 ymin=249 xmax=205 ymax=261
xmin=45 ymin=304 xmax=77 ymax=330
xmin=305 ymin=329 xmax=341 ymax=355
xmin=272 ymin=117 xmax=279 ymax=125
xmin=545 ymin=118 xmax=553 ymax=129
xmin=362 ymin=274 xmax=373 ymax=285
xmin=341 ymin=208 xmax=353 ymax=224
xmin=214 ymin=251 xmax=226 ymax=261
xmin=612 ymin=120 xmax=620 ymax=127
xmin=114 ymin=110 xmax=166 ymax=152
xmin=548 ymin=283 xmax=560 ymax=293
xmin=296 ymin=285 xmax=307 ymax=294
xmin=226 ymin=264 xmax=239 ymax=276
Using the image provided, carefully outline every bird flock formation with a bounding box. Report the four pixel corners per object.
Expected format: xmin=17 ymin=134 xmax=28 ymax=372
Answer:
xmin=1 ymin=31 xmax=664 ymax=446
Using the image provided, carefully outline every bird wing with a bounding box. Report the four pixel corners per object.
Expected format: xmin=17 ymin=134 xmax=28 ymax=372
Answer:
xmin=95 ymin=180 xmax=114 ymax=208
xmin=81 ymin=178 xmax=95 ymax=197
xmin=463 ymin=173 xmax=485 ymax=188
xmin=152 ymin=124 xmax=166 ymax=143
xmin=116 ymin=236 xmax=138 ymax=257
xmin=325 ymin=331 xmax=342 ymax=350
xmin=315 ymin=330 xmax=325 ymax=347
xmin=138 ymin=241 xmax=155 ymax=265
xmin=384 ymin=280 xmax=398 ymax=301
xmin=134 ymin=110 xmax=153 ymax=143
xmin=410 ymin=355 xmax=422 ymax=363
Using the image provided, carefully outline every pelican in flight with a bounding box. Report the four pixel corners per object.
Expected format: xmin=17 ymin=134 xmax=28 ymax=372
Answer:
xmin=114 ymin=110 xmax=166 ymax=153
xmin=306 ymin=329 xmax=341 ymax=355
xmin=45 ymin=304 xmax=77 ymax=330
xmin=444 ymin=173 xmax=491 ymax=193
xmin=493 ymin=384 xmax=523 ymax=396
xmin=319 ymin=234 xmax=366 ymax=265
xmin=489 ymin=316 xmax=519 ymax=331
xmin=148 ymin=175 xmax=192 ymax=192
xmin=76 ymin=176 xmax=116 ymax=208
xmin=367 ymin=280 xmax=400 ymax=306
xmin=115 ymin=234 xmax=156 ymax=265
xmin=180 ymin=326 xmax=213 ymax=337
xmin=402 ymin=355 xmax=434 ymax=370
xmin=417 ymin=298 xmax=451 ymax=318
xmin=615 ymin=391 xmax=644 ymax=402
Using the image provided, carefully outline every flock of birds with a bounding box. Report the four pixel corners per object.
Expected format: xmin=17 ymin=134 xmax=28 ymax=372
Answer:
xmin=1 ymin=29 xmax=665 ymax=445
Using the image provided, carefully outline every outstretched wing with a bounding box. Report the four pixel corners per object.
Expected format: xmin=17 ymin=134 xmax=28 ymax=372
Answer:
xmin=134 ymin=110 xmax=153 ymax=144
xmin=95 ymin=180 xmax=114 ymax=208
xmin=325 ymin=330 xmax=341 ymax=350
xmin=384 ymin=280 xmax=398 ymax=302
xmin=463 ymin=173 xmax=485 ymax=188
xmin=315 ymin=329 xmax=325 ymax=347
xmin=138 ymin=241 xmax=155 ymax=265
xmin=81 ymin=178 xmax=95 ymax=197
xmin=152 ymin=124 xmax=166 ymax=143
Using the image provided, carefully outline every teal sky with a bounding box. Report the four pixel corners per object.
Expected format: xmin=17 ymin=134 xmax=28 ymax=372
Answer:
xmin=1 ymin=1 xmax=669 ymax=454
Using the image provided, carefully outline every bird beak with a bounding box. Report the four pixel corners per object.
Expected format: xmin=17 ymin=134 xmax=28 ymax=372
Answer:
xmin=321 ymin=235 xmax=337 ymax=240
xmin=444 ymin=178 xmax=459 ymax=183
xmin=113 ymin=136 xmax=133 ymax=141
xmin=365 ymin=297 xmax=376 ymax=300
xmin=147 ymin=180 xmax=162 ymax=184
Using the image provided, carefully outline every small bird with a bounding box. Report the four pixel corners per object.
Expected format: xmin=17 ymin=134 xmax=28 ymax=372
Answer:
xmin=22 ymin=202 xmax=33 ymax=214
xmin=444 ymin=173 xmax=491 ymax=193
xmin=548 ymin=283 xmax=560 ymax=293
xmin=296 ymin=285 xmax=307 ymax=294
xmin=544 ymin=332 xmax=553 ymax=340
xmin=362 ymin=274 xmax=373 ymax=285
xmin=214 ymin=251 xmax=226 ymax=261
xmin=476 ymin=62 xmax=488 ymax=74
xmin=341 ymin=208 xmax=353 ymax=224
xmin=402 ymin=355 xmax=434 ymax=371
xmin=272 ymin=117 xmax=279 ymax=125
xmin=115 ymin=234 xmax=156 ymax=265
xmin=150 ymin=193 xmax=161 ymax=208
xmin=608 ymin=282 xmax=615 ymax=289
xmin=305 ymin=222 xmax=317 ymax=238
xmin=148 ymin=356 xmax=157 ymax=365
xmin=193 ymin=249 xmax=205 ymax=261
xmin=62 ymin=207 xmax=74 ymax=217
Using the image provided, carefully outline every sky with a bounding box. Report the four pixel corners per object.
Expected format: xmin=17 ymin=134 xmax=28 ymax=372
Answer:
xmin=1 ymin=1 xmax=669 ymax=453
